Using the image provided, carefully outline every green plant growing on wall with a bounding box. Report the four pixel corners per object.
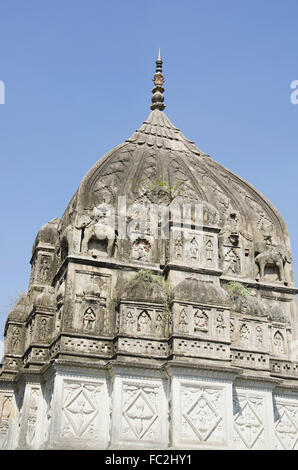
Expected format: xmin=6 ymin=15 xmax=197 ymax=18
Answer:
xmin=223 ymin=281 xmax=251 ymax=299
xmin=137 ymin=176 xmax=184 ymax=204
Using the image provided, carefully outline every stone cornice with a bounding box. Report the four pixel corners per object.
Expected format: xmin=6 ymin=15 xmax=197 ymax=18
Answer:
xmin=53 ymin=254 xmax=162 ymax=283
xmin=220 ymin=275 xmax=298 ymax=295
xmin=163 ymin=262 xmax=223 ymax=277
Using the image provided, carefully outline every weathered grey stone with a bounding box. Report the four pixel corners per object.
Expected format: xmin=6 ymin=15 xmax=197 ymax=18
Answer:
xmin=1 ymin=52 xmax=298 ymax=450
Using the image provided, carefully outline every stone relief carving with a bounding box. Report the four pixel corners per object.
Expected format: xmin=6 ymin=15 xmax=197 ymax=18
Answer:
xmin=193 ymin=310 xmax=208 ymax=333
xmin=38 ymin=254 xmax=52 ymax=282
xmin=274 ymin=398 xmax=298 ymax=450
xmin=233 ymin=392 xmax=265 ymax=449
xmin=256 ymin=325 xmax=263 ymax=346
xmin=273 ymin=331 xmax=285 ymax=355
xmin=133 ymin=155 xmax=162 ymax=205
xmin=2 ymin=63 xmax=298 ymax=452
xmin=83 ymin=307 xmax=96 ymax=330
xmin=205 ymin=238 xmax=214 ymax=265
xmin=26 ymin=388 xmax=39 ymax=447
xmin=0 ymin=395 xmax=12 ymax=449
xmin=169 ymin=158 xmax=202 ymax=204
xmin=11 ymin=327 xmax=21 ymax=351
xmin=223 ymin=247 xmax=241 ymax=275
xmin=174 ymin=236 xmax=183 ymax=260
xmin=179 ymin=308 xmax=188 ymax=334
xmin=79 ymin=206 xmax=116 ymax=257
xmin=181 ymin=385 xmax=224 ymax=444
xmin=240 ymin=324 xmax=251 ymax=343
xmin=131 ymin=238 xmax=151 ymax=261
xmin=55 ymin=280 xmax=65 ymax=332
xmin=125 ymin=310 xmax=135 ymax=330
xmin=120 ymin=305 xmax=167 ymax=339
xmin=255 ymin=236 xmax=292 ymax=283
xmin=89 ymin=150 xmax=132 ymax=207
xmin=121 ymin=384 xmax=160 ymax=442
xmin=137 ymin=311 xmax=151 ymax=334
xmin=61 ymin=381 xmax=101 ymax=439
xmin=74 ymin=272 xmax=110 ymax=333
xmin=216 ymin=313 xmax=226 ymax=335
xmin=155 ymin=313 xmax=164 ymax=334
xmin=39 ymin=318 xmax=48 ymax=341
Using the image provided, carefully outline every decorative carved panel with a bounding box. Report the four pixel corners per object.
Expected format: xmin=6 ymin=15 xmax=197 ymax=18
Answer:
xmin=233 ymin=390 xmax=267 ymax=449
xmin=274 ymin=395 xmax=298 ymax=450
xmin=116 ymin=380 xmax=166 ymax=446
xmin=61 ymin=380 xmax=103 ymax=440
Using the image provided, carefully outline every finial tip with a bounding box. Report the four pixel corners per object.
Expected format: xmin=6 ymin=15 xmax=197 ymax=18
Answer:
xmin=151 ymin=49 xmax=165 ymax=111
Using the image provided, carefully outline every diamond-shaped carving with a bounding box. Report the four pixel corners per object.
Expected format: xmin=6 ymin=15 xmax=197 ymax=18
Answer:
xmin=234 ymin=401 xmax=263 ymax=449
xmin=63 ymin=388 xmax=98 ymax=437
xmin=183 ymin=392 xmax=221 ymax=441
xmin=275 ymin=409 xmax=298 ymax=450
xmin=123 ymin=390 xmax=157 ymax=440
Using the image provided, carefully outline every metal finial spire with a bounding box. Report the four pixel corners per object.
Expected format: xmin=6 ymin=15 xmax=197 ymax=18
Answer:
xmin=151 ymin=49 xmax=165 ymax=111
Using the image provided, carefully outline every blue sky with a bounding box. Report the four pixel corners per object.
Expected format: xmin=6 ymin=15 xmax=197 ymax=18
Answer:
xmin=0 ymin=0 xmax=298 ymax=353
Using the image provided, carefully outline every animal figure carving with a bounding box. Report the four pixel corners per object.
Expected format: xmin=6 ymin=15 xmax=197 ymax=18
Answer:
xmin=79 ymin=206 xmax=116 ymax=256
xmin=255 ymin=243 xmax=292 ymax=282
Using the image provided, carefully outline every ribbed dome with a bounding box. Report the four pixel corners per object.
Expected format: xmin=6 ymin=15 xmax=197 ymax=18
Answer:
xmin=126 ymin=109 xmax=203 ymax=154
xmin=68 ymin=107 xmax=288 ymax=249
xmin=57 ymin=52 xmax=292 ymax=268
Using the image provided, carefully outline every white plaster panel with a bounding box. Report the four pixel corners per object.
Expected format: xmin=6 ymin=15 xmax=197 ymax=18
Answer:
xmin=273 ymin=392 xmax=298 ymax=450
xmin=170 ymin=371 xmax=233 ymax=449
xmin=233 ymin=384 xmax=275 ymax=449
xmin=110 ymin=370 xmax=168 ymax=449
xmin=49 ymin=370 xmax=110 ymax=449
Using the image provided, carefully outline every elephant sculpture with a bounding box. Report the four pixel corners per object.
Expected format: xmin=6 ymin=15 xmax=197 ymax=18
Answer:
xmin=255 ymin=243 xmax=292 ymax=282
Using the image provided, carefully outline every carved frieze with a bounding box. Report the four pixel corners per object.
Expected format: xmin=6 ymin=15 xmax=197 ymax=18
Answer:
xmin=173 ymin=304 xmax=229 ymax=343
xmin=119 ymin=305 xmax=168 ymax=338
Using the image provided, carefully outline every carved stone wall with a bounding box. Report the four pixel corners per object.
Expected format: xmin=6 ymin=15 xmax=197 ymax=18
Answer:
xmin=1 ymin=72 xmax=298 ymax=450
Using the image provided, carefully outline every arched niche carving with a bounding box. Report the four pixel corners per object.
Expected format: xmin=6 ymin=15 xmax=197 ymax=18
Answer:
xmin=137 ymin=310 xmax=151 ymax=334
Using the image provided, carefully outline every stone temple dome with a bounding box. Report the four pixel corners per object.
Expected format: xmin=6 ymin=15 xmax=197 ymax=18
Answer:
xmin=1 ymin=51 xmax=298 ymax=451
xmin=58 ymin=51 xmax=293 ymax=287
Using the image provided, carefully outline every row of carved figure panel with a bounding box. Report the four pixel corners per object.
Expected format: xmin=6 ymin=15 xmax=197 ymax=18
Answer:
xmin=1 ymin=375 xmax=298 ymax=449
xmin=54 ymin=204 xmax=292 ymax=282
xmin=230 ymin=316 xmax=290 ymax=357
